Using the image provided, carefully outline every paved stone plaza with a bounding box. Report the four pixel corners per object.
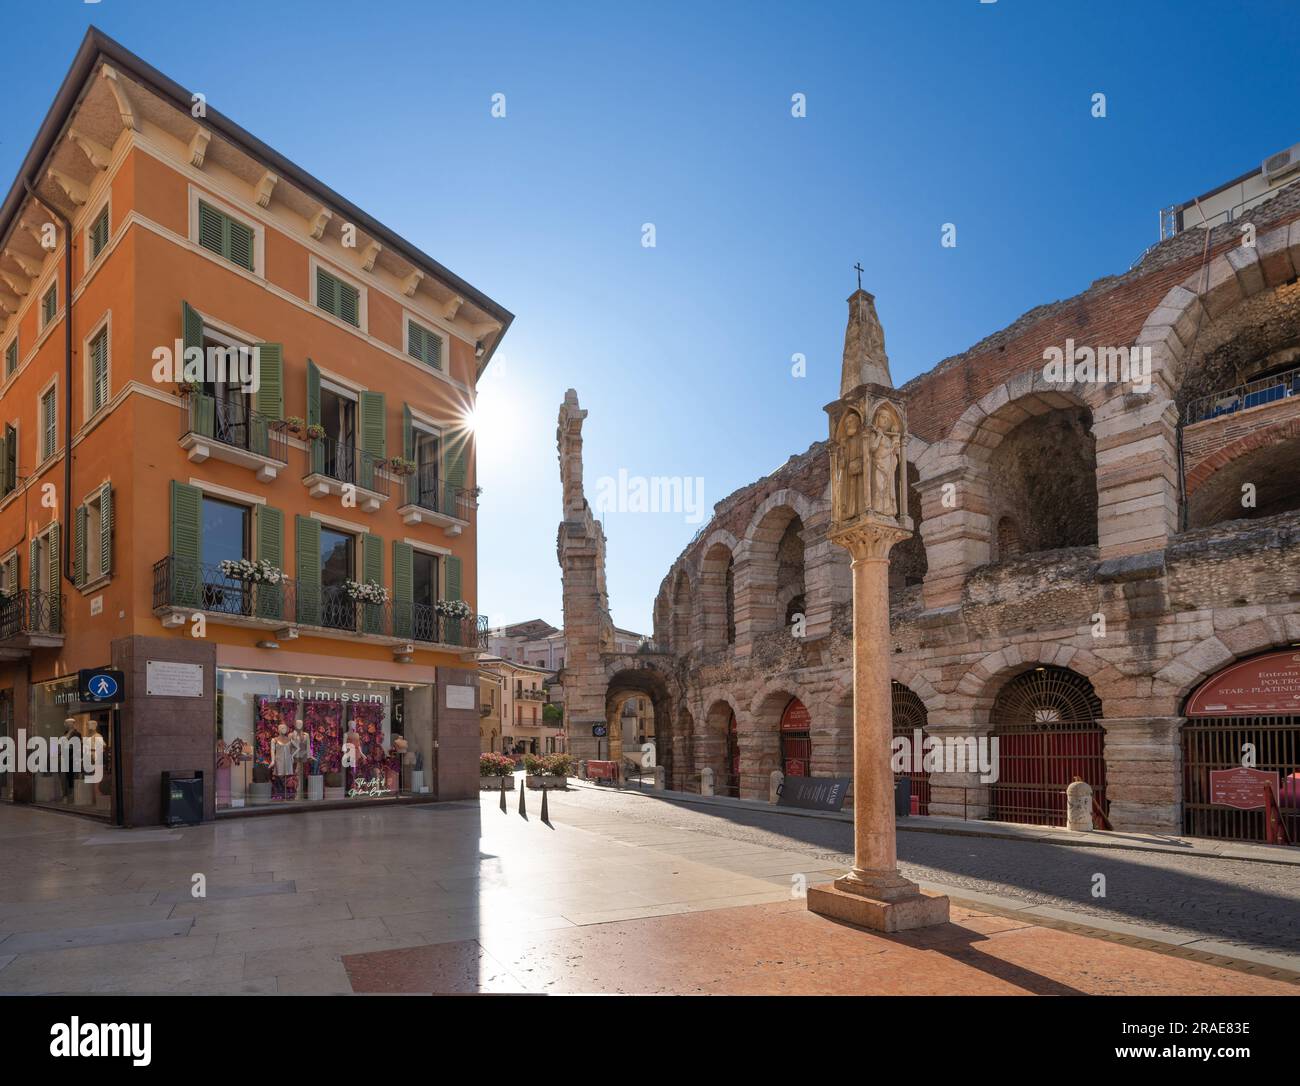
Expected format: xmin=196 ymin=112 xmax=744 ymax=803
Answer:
xmin=0 ymin=785 xmax=1295 ymax=994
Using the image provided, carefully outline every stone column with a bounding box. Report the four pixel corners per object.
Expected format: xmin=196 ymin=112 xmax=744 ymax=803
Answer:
xmin=806 ymin=288 xmax=949 ymax=932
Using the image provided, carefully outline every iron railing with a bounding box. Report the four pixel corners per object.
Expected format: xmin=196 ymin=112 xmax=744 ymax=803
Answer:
xmin=308 ymin=437 xmax=391 ymax=497
xmin=1183 ymin=716 xmax=1300 ymax=845
xmin=153 ymin=556 xmax=487 ymax=648
xmin=1185 ymin=364 xmax=1300 ymax=424
xmin=0 ymin=588 xmax=64 ymax=638
xmin=180 ymin=390 xmax=288 ymax=462
xmin=400 ymin=464 xmax=469 ymax=520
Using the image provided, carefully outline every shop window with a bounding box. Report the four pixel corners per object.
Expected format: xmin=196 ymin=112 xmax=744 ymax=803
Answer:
xmin=215 ymin=669 xmax=433 ymax=810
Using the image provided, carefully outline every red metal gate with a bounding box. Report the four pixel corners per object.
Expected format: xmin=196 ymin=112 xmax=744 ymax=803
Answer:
xmin=780 ymin=697 xmax=811 ymax=777
xmin=989 ymin=667 xmax=1106 ymax=827
xmin=724 ymin=710 xmax=740 ymax=797
xmin=892 ymin=681 xmax=929 ymax=815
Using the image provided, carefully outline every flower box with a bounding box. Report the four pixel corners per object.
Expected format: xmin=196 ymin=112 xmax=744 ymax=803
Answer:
xmin=479 ymin=775 xmax=515 ymax=791
xmin=525 ymin=775 xmax=568 ymax=790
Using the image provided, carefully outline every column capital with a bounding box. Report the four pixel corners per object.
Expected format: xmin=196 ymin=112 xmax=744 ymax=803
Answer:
xmin=829 ymin=517 xmax=912 ymax=559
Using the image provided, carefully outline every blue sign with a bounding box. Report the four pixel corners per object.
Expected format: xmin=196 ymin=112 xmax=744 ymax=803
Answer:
xmin=591 ymin=724 xmax=608 ymax=738
xmin=79 ymin=668 xmax=126 ymax=704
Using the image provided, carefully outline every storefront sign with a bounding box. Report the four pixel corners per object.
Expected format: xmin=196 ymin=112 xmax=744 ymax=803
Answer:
xmin=346 ymin=775 xmax=393 ymax=799
xmin=1209 ymin=767 xmax=1279 ymax=810
xmin=778 ymin=774 xmax=849 ymax=812
xmin=446 ymin=684 xmax=476 ymax=710
xmin=146 ymin=661 xmax=204 ymax=698
xmin=78 ymin=669 xmax=124 ymax=704
xmin=1187 ymin=651 xmax=1300 ymax=716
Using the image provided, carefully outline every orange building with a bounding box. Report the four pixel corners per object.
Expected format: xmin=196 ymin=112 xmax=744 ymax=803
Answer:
xmin=0 ymin=29 xmax=511 ymax=825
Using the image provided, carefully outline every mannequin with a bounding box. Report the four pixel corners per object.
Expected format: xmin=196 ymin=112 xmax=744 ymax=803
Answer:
xmin=61 ymin=717 xmax=80 ymax=801
xmin=389 ymin=734 xmax=408 ymax=794
xmin=343 ymin=728 xmax=363 ymax=794
xmin=291 ymin=719 xmax=312 ymax=800
xmin=270 ymin=722 xmax=295 ymax=800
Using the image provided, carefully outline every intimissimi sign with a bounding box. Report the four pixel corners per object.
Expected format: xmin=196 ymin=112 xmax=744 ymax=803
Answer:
xmin=1186 ymin=651 xmax=1300 ymax=717
xmin=275 ymin=686 xmax=389 ymax=705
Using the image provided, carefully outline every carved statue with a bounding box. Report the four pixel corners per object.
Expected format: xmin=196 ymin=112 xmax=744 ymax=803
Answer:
xmin=869 ymin=423 xmax=901 ymax=518
xmin=833 ymin=412 xmax=866 ymax=523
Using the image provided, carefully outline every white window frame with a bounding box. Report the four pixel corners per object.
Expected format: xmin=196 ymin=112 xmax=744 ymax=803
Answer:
xmin=39 ymin=280 xmax=59 ymax=332
xmin=32 ymin=523 xmax=57 ymax=594
xmin=2 ymin=419 xmax=20 ymax=500
xmin=84 ymin=194 xmax=112 ymax=273
xmin=80 ymin=483 xmax=109 ymax=587
xmin=187 ymin=185 xmax=265 ymax=278
xmin=37 ymin=376 xmax=58 ymax=465
xmin=404 ymin=312 xmax=445 ymax=370
xmin=309 ymin=256 xmax=368 ymax=334
xmin=2 ymin=330 xmax=18 ymax=383
xmin=82 ymin=310 xmax=112 ymax=421
xmin=0 ymin=548 xmax=17 ymax=594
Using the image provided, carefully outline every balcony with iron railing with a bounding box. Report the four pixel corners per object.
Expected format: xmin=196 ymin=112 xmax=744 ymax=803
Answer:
xmin=0 ymin=588 xmax=65 ymax=654
xmin=397 ymin=463 xmax=471 ymax=536
xmin=516 ymin=687 xmax=546 ymax=701
xmin=303 ymin=436 xmax=392 ymax=512
xmin=178 ymin=390 xmax=289 ymax=480
xmin=152 ymin=556 xmax=488 ymax=652
xmin=1184 ymin=364 xmax=1300 ymax=424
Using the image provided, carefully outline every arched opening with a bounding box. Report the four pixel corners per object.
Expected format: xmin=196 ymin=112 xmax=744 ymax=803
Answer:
xmin=746 ymin=690 xmax=793 ymax=800
xmin=892 ymin=681 xmax=929 ymax=816
xmin=702 ymin=699 xmax=738 ymax=796
xmin=605 ymin=666 xmax=673 ymax=785
xmin=989 ymin=666 xmax=1105 ymax=827
xmin=779 ymin=696 xmax=812 ymax=778
xmin=890 ymin=463 xmax=927 ymax=590
xmin=1182 ymin=649 xmax=1300 ymax=845
xmin=987 ymin=405 xmax=1098 ymax=560
xmin=670 ymin=569 xmax=692 ymax=654
xmin=1186 ymin=429 xmax=1300 ymax=528
xmin=699 ymin=543 xmax=736 ymax=652
xmin=746 ymin=505 xmax=807 ymax=637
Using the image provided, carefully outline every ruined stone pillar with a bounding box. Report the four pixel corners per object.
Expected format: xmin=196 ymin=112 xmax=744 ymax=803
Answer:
xmin=807 ymin=288 xmax=949 ymax=932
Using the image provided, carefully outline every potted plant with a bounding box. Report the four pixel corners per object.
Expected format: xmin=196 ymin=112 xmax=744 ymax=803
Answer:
xmin=480 ymin=751 xmax=515 ymax=790
xmin=526 ymin=753 xmax=571 ymax=790
xmin=345 ymin=579 xmax=390 ymax=605
xmin=387 ymin=456 xmax=416 ymax=476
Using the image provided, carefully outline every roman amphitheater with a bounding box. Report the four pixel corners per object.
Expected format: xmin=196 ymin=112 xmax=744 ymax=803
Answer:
xmin=556 ymin=184 xmax=1300 ymax=845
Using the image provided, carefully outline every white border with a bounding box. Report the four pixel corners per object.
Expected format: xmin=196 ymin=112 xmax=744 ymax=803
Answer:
xmin=81 ymin=309 xmax=112 ymax=423
xmin=309 ymin=255 xmax=368 ymax=334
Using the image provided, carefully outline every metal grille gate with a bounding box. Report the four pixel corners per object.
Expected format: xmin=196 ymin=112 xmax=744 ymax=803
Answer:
xmin=1182 ymin=715 xmax=1300 ymax=843
xmin=989 ymin=667 xmax=1106 ymax=827
xmin=892 ymin=681 xmax=930 ymax=815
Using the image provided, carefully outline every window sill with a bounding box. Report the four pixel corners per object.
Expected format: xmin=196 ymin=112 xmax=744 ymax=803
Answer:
xmin=78 ymin=574 xmax=111 ymax=596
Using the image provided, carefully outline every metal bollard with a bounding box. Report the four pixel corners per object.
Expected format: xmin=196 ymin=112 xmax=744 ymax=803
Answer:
xmin=540 ymin=784 xmax=550 ymax=823
xmin=500 ymin=776 xmax=507 ymax=813
xmin=518 ymin=777 xmax=527 ymax=818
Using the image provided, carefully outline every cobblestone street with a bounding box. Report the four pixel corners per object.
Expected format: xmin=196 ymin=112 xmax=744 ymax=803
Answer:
xmin=549 ymin=786 xmax=1300 ymax=960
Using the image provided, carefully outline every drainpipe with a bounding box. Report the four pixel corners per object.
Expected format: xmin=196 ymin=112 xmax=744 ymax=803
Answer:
xmin=21 ymin=179 xmax=73 ymax=584
xmin=1175 ymin=411 xmax=1188 ymax=533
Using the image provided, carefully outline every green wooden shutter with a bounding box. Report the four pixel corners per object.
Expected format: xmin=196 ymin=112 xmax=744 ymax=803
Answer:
xmin=3 ymin=425 xmax=13 ymax=494
xmin=338 ymin=281 xmax=359 ymax=327
xmin=99 ymin=482 xmax=112 ymax=578
xmin=254 ymin=343 xmax=283 ymax=419
xmin=47 ymin=522 xmax=60 ymax=632
xmin=306 ymin=358 xmax=323 ymax=474
xmin=295 ymin=515 xmax=321 ymax=625
xmin=227 ymin=217 xmax=254 ymax=271
xmin=361 ymin=533 xmax=384 ymax=634
xmin=402 ymin=405 xmax=417 ymax=505
xmin=90 ymin=207 xmax=109 ymax=259
xmin=444 ymin=554 xmax=463 ymax=645
xmin=316 ymin=267 xmax=337 ymax=316
xmin=28 ymin=538 xmax=38 ymax=592
xmin=170 ymin=480 xmax=203 ymax=608
xmin=255 ymin=505 xmax=283 ymax=620
xmin=359 ymin=391 xmax=386 ymax=490
xmin=90 ymin=330 xmax=109 ymax=413
xmin=197 ymin=202 xmax=225 ymax=257
xmin=182 ymin=300 xmax=204 ymax=361
xmin=392 ymin=540 xmax=413 ymax=639
xmin=4 ymin=340 xmax=16 ymax=377
xmin=0 ymin=432 xmax=7 ymax=498
xmin=41 ymin=389 xmax=56 ymax=460
xmin=73 ymin=505 xmax=86 ymax=587
xmin=444 ymin=427 xmax=468 ymax=517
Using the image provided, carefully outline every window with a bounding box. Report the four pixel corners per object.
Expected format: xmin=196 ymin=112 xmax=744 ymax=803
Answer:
xmin=88 ymin=206 xmax=110 ymax=262
xmin=413 ymin=550 xmax=438 ymax=607
xmin=41 ymin=284 xmax=57 ymax=328
xmin=75 ymin=484 xmax=113 ymax=586
xmin=4 ymin=338 xmax=16 ymax=379
xmin=1 ymin=424 xmax=16 ymax=498
xmin=407 ymin=320 xmax=442 ymax=369
xmin=202 ymin=496 xmax=249 ymax=569
xmin=320 ymin=527 xmax=354 ymax=630
xmin=315 ymin=267 xmax=360 ymax=327
xmin=0 ymin=552 xmax=16 ymax=595
xmin=39 ymin=387 xmax=56 ymax=461
xmin=88 ymin=327 xmax=109 ymax=415
xmin=197 ymin=200 xmax=255 ymax=272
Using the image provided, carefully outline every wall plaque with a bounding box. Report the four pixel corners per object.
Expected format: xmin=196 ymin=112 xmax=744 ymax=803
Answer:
xmin=146 ymin=660 xmax=204 ymax=697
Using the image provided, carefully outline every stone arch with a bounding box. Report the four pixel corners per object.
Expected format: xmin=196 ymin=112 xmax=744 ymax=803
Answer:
xmin=1185 ymin=418 xmax=1300 ymax=528
xmin=604 ymin=659 xmax=677 ymax=779
xmin=735 ymin=488 xmax=820 ymax=643
xmin=697 ymin=530 xmax=738 ymax=653
xmin=954 ymin=642 xmax=1118 ymax=727
xmin=1155 ymin=615 xmax=1300 ymax=710
xmin=669 ymin=566 xmax=694 ymax=655
xmin=699 ymin=696 xmax=740 ymax=795
xmin=745 ymin=683 xmax=803 ymax=800
xmin=653 ymin=588 xmax=670 ymax=648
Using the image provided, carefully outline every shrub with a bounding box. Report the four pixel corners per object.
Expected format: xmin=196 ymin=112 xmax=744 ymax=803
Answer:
xmin=521 ymin=753 xmax=544 ymax=774
xmin=479 ymin=752 xmax=514 ymax=778
xmin=541 ymin=753 xmax=573 ymax=778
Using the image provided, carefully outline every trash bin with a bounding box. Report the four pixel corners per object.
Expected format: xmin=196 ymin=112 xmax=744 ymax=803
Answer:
xmin=162 ymin=770 xmax=204 ymax=826
xmin=894 ymin=775 xmax=911 ymax=817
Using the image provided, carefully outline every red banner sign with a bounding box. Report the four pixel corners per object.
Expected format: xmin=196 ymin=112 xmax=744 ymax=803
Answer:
xmin=781 ymin=698 xmax=811 ymax=732
xmin=1187 ymin=650 xmax=1300 ymax=716
xmin=1209 ymin=767 xmax=1279 ymax=810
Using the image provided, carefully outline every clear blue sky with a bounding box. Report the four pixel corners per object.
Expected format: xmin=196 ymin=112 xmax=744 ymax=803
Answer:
xmin=5 ymin=1 xmax=1298 ymax=634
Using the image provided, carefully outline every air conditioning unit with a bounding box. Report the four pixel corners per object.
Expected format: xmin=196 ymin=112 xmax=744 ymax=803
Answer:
xmin=1262 ymin=144 xmax=1300 ymax=184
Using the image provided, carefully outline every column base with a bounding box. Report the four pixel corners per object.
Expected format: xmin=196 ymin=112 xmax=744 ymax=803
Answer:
xmin=807 ymin=874 xmax=950 ymax=932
